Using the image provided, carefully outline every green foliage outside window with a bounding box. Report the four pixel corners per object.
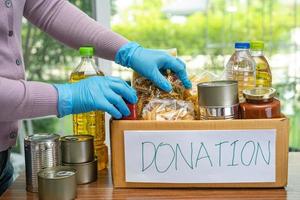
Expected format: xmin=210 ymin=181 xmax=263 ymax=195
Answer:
xmin=113 ymin=0 xmax=294 ymax=56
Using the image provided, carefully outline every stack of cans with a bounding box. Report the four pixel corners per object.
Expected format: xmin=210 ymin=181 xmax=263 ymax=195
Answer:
xmin=61 ymin=135 xmax=98 ymax=184
xmin=24 ymin=133 xmax=61 ymax=193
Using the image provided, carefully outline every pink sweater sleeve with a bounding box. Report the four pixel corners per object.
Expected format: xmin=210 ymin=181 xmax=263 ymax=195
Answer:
xmin=0 ymin=77 xmax=58 ymax=121
xmin=5 ymin=0 xmax=129 ymax=121
xmin=24 ymin=0 xmax=128 ymax=60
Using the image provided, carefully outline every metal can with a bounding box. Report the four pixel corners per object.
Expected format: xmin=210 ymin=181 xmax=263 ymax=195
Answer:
xmin=197 ymin=80 xmax=239 ymax=120
xmin=61 ymin=135 xmax=94 ymax=164
xmin=24 ymin=133 xmax=61 ymax=193
xmin=38 ymin=166 xmax=77 ymax=200
xmin=63 ymin=158 xmax=98 ymax=184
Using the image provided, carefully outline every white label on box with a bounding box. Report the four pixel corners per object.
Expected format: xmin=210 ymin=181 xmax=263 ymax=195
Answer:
xmin=124 ymin=129 xmax=276 ymax=183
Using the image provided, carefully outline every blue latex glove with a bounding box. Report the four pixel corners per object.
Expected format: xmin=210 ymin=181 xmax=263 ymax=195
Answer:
xmin=115 ymin=42 xmax=192 ymax=92
xmin=53 ymin=76 xmax=138 ymax=119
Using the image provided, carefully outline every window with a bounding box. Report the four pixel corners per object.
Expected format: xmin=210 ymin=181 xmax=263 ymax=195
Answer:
xmin=112 ymin=0 xmax=300 ymax=150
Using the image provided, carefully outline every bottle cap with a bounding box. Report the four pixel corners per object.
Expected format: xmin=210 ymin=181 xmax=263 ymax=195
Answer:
xmin=79 ymin=47 xmax=94 ymax=56
xmin=250 ymin=41 xmax=264 ymax=51
xmin=235 ymin=42 xmax=250 ymax=49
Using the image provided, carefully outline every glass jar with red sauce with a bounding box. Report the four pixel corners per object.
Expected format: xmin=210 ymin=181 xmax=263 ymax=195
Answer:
xmin=240 ymin=87 xmax=281 ymax=119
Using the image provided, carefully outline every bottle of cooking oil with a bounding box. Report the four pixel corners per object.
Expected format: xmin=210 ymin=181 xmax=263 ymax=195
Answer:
xmin=250 ymin=41 xmax=272 ymax=87
xmin=70 ymin=47 xmax=108 ymax=170
xmin=225 ymin=42 xmax=256 ymax=102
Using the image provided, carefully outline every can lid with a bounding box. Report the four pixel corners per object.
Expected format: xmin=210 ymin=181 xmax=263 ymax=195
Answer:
xmin=38 ymin=166 xmax=76 ymax=179
xmin=243 ymin=87 xmax=276 ymax=100
xmin=25 ymin=133 xmax=60 ymax=143
xmin=197 ymin=80 xmax=239 ymax=106
xmin=61 ymin=135 xmax=94 ymax=142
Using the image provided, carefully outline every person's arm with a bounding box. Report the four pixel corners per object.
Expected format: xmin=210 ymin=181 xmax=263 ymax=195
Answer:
xmin=24 ymin=0 xmax=191 ymax=92
xmin=0 ymin=77 xmax=57 ymax=122
xmin=0 ymin=75 xmax=137 ymax=121
xmin=24 ymin=0 xmax=128 ymax=61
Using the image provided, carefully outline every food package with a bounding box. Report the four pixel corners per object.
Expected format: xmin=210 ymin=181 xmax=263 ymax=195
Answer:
xmin=133 ymin=70 xmax=185 ymax=99
xmin=133 ymin=71 xmax=217 ymax=120
xmin=142 ymin=98 xmax=195 ymax=120
xmin=133 ymin=70 xmax=186 ymax=119
xmin=132 ymin=46 xmax=217 ymax=120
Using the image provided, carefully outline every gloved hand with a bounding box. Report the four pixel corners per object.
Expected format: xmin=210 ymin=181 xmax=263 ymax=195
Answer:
xmin=53 ymin=76 xmax=137 ymax=119
xmin=115 ymin=42 xmax=192 ymax=92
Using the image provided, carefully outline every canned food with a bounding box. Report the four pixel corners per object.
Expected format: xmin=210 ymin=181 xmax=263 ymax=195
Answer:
xmin=63 ymin=158 xmax=98 ymax=184
xmin=38 ymin=166 xmax=77 ymax=200
xmin=197 ymin=80 xmax=239 ymax=120
xmin=24 ymin=133 xmax=61 ymax=193
xmin=61 ymin=135 xmax=94 ymax=163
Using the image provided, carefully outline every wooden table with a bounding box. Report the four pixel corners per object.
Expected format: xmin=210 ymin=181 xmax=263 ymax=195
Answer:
xmin=2 ymin=153 xmax=300 ymax=200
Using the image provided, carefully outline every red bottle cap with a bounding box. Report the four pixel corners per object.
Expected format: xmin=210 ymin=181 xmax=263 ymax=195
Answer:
xmin=122 ymin=103 xmax=137 ymax=120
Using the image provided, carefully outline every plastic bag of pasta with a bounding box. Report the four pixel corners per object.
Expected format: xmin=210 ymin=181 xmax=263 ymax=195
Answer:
xmin=142 ymin=98 xmax=195 ymax=120
xmin=133 ymin=70 xmax=186 ymax=119
xmin=132 ymin=70 xmax=185 ymax=99
xmin=132 ymin=48 xmax=189 ymax=119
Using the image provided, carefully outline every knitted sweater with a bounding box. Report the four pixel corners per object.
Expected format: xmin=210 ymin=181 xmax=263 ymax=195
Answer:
xmin=0 ymin=0 xmax=128 ymax=151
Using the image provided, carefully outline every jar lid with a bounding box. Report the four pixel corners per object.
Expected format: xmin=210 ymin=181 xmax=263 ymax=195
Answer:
xmin=243 ymin=87 xmax=276 ymax=100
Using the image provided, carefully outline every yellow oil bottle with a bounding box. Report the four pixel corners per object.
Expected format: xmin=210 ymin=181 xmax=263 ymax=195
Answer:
xmin=70 ymin=47 xmax=108 ymax=170
xmin=250 ymin=41 xmax=272 ymax=87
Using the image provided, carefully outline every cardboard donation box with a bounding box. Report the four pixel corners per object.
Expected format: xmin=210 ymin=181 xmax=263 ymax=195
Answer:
xmin=110 ymin=118 xmax=289 ymax=188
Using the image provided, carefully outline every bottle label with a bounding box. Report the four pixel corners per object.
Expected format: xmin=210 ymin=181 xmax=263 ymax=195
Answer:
xmin=256 ymin=72 xmax=272 ymax=87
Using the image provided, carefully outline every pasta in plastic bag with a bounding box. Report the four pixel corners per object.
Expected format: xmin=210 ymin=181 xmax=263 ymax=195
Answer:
xmin=133 ymin=70 xmax=186 ymax=119
xmin=131 ymin=46 xmax=217 ymax=120
xmin=142 ymin=98 xmax=195 ymax=120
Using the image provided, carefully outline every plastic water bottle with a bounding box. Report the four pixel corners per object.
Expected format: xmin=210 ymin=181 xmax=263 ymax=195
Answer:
xmin=225 ymin=42 xmax=256 ymax=102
